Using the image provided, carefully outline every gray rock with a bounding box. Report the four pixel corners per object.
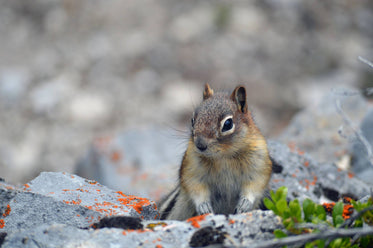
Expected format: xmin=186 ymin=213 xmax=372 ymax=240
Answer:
xmin=0 ymin=181 xmax=18 ymax=217
xmin=350 ymin=109 xmax=373 ymax=184
xmin=0 ymin=68 xmax=30 ymax=105
xmin=3 ymin=211 xmax=282 ymax=248
xmin=75 ymin=127 xmax=185 ymax=202
xmin=268 ymin=140 xmax=372 ymax=203
xmin=2 ymin=224 xmax=91 ymax=248
xmin=278 ymin=89 xmax=371 ymax=165
xmin=1 ymin=149 xmax=371 ymax=247
xmin=2 ymin=192 xmax=102 ymax=231
xmin=1 ymin=172 xmax=158 ymax=233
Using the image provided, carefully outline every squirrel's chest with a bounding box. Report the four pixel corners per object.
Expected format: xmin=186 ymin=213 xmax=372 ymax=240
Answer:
xmin=205 ymin=159 xmax=250 ymax=214
xmin=204 ymin=158 xmax=251 ymax=185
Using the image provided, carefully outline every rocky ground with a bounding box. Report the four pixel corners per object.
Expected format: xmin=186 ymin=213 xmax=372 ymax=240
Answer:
xmin=1 ymin=1 xmax=373 ymax=247
xmin=1 ymin=92 xmax=373 ymax=247
xmin=1 ymin=0 xmax=373 ymax=185
xmin=0 ymin=135 xmax=372 ymax=247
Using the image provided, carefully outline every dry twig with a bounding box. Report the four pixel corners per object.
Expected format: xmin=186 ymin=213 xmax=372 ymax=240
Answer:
xmin=245 ymin=227 xmax=373 ymax=248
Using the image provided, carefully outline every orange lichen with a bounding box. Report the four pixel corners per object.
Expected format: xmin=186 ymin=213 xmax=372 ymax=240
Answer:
xmin=94 ymin=136 xmax=112 ymax=148
xmin=229 ymin=219 xmax=235 ymax=225
xmin=156 ymin=245 xmax=163 ymax=248
xmin=63 ymin=199 xmax=82 ymax=205
xmin=343 ymin=196 xmax=352 ymax=203
xmin=288 ymin=142 xmax=296 ymax=152
xmin=347 ymin=172 xmax=354 ymax=178
xmin=323 ymin=202 xmax=336 ymax=213
xmin=122 ymin=229 xmax=149 ymax=236
xmin=137 ymin=173 xmax=149 ymax=181
xmin=152 ymin=238 xmax=162 ymax=243
xmin=312 ymin=176 xmax=317 ymax=185
xmin=288 ymin=142 xmax=305 ymax=156
xmin=272 ymin=179 xmax=284 ymax=183
xmin=187 ymin=214 xmax=208 ymax=228
xmin=298 ymin=150 xmax=305 ymax=156
xmin=343 ymin=204 xmax=353 ymax=219
xmin=300 ymin=176 xmax=317 ymax=190
xmin=304 ymin=161 xmax=309 ymax=167
xmin=58 ymin=187 xmax=153 ymax=219
xmin=323 ymin=202 xmax=354 ymax=220
xmin=116 ymin=191 xmax=151 ymax=214
xmin=110 ymin=150 xmax=122 ymax=162
xmin=2 ymin=204 xmax=11 ymax=217
xmin=0 ymin=219 xmax=4 ymax=228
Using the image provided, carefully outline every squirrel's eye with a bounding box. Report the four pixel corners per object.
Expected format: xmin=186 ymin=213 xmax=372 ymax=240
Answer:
xmin=222 ymin=118 xmax=233 ymax=132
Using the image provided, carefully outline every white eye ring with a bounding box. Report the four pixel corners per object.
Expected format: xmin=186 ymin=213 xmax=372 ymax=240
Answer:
xmin=220 ymin=115 xmax=235 ymax=135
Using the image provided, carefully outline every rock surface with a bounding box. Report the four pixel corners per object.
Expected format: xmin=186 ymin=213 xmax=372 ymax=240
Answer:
xmin=350 ymin=108 xmax=373 ymax=184
xmin=0 ymin=171 xmax=283 ymax=247
xmin=1 ymin=139 xmax=372 ymax=247
xmin=76 ymin=129 xmax=373 ymax=204
xmin=0 ymin=172 xmax=158 ymax=235
xmin=2 ymin=212 xmax=282 ymax=248
xmin=75 ymin=128 xmax=184 ymax=202
xmin=278 ymin=89 xmax=372 ymax=165
xmin=268 ymin=140 xmax=371 ymax=204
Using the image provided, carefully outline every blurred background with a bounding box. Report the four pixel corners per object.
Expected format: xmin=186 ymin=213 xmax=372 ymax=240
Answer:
xmin=0 ymin=0 xmax=373 ymax=186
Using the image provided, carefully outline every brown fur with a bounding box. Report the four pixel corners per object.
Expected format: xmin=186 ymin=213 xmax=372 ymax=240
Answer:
xmin=159 ymin=84 xmax=272 ymax=220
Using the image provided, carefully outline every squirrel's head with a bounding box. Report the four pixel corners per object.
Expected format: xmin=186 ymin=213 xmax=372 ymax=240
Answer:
xmin=190 ymin=83 xmax=257 ymax=158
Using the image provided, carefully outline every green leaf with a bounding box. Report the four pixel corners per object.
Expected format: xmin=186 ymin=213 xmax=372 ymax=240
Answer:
xmin=275 ymin=186 xmax=287 ymax=202
xmin=305 ymin=241 xmax=323 ymax=248
xmin=315 ymin=205 xmax=326 ymax=221
xmin=270 ymin=190 xmax=276 ymax=202
xmin=351 ymin=199 xmax=359 ymax=210
xmin=283 ymin=209 xmax=291 ymax=219
xmin=283 ymin=218 xmax=294 ymax=230
xmin=274 ymin=229 xmax=287 ymax=238
xmin=264 ymin=198 xmax=276 ymax=212
xmin=305 ymin=242 xmax=313 ymax=248
xmin=303 ymin=199 xmax=315 ymax=222
xmin=279 ymin=186 xmax=288 ymax=201
xmin=334 ymin=215 xmax=345 ymax=227
xmin=276 ymin=199 xmax=288 ymax=215
xmin=289 ymin=199 xmax=302 ymax=222
xmin=332 ymin=202 xmax=344 ymax=227
xmin=317 ymin=240 xmax=326 ymax=248
xmin=331 ymin=238 xmax=342 ymax=248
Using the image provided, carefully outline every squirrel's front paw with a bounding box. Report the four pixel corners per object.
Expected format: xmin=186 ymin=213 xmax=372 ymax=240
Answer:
xmin=196 ymin=202 xmax=214 ymax=215
xmin=234 ymin=197 xmax=253 ymax=214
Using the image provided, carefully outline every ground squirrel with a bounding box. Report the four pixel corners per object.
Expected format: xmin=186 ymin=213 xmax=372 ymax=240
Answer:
xmin=159 ymin=84 xmax=272 ymax=220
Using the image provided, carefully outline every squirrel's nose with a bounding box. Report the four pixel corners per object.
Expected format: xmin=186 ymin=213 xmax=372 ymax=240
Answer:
xmin=195 ymin=137 xmax=208 ymax=152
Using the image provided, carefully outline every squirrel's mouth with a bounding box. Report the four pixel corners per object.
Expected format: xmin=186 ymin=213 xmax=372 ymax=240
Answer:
xmin=193 ymin=136 xmax=212 ymax=153
xmin=195 ymin=145 xmax=228 ymax=159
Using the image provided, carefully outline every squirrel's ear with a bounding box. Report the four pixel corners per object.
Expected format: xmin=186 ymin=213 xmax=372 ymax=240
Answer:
xmin=203 ymin=83 xmax=214 ymax=100
xmin=231 ymin=86 xmax=247 ymax=113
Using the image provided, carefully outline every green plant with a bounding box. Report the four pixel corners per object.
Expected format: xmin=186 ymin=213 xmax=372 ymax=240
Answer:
xmin=264 ymin=186 xmax=373 ymax=248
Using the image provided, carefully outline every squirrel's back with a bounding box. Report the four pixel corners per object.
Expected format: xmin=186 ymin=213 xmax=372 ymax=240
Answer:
xmin=159 ymin=84 xmax=272 ymax=220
